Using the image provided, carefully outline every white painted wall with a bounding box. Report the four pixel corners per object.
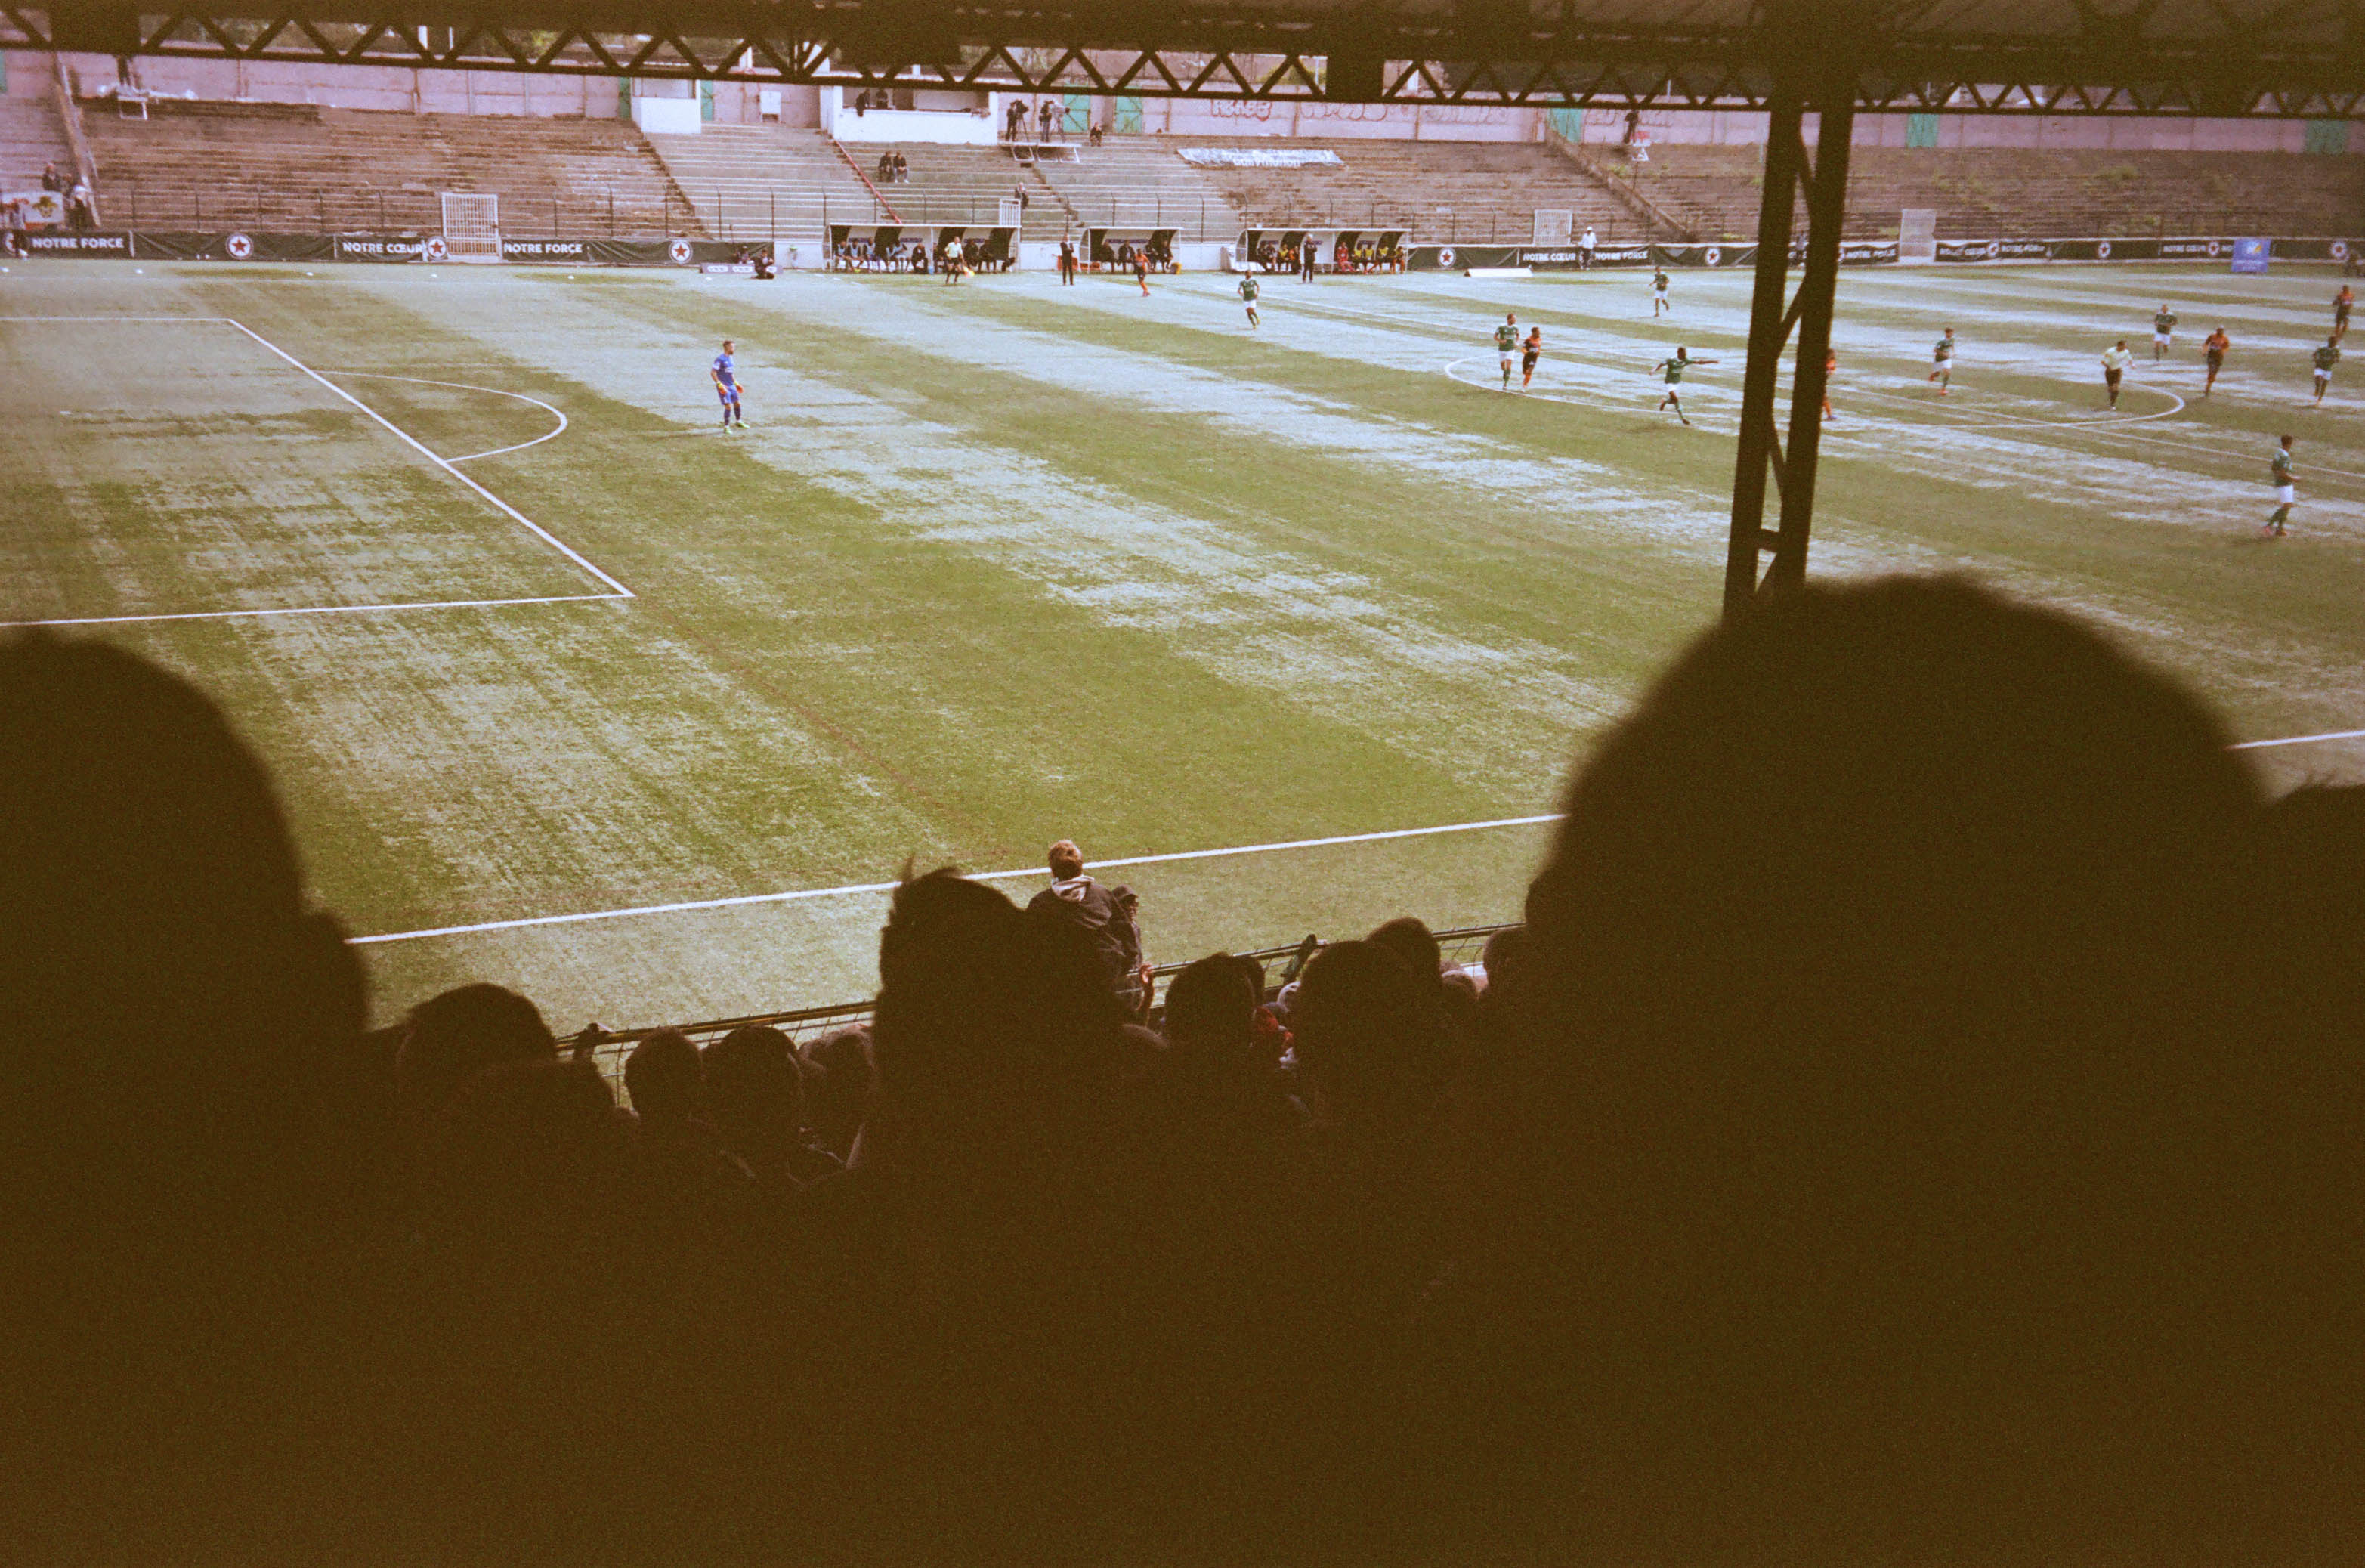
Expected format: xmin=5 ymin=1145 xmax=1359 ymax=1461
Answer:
xmin=823 ymin=87 xmax=996 ymax=144
xmin=632 ymin=97 xmax=700 ymax=135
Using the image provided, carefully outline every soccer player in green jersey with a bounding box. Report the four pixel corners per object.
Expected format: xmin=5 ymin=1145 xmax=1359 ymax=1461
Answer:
xmin=1656 ymin=346 xmax=1713 ymax=425
xmin=1495 ymin=313 xmax=1520 ymax=388
xmin=2312 ymin=336 xmax=2341 ymax=405
xmin=2101 ymin=340 xmax=2135 ymax=408
xmin=1239 ymin=273 xmax=1261 ymax=329
xmin=1929 ymin=327 xmax=1956 ymax=393
xmin=2265 ymin=435 xmax=2295 ymax=537
xmin=2152 ymin=305 xmax=2178 ymax=359
xmin=1651 ymin=267 xmax=1671 ymax=317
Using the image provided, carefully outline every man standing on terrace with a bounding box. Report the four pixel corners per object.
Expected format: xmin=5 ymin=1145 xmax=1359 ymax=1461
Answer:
xmin=1580 ymin=224 xmax=1597 ymax=270
xmin=1028 ymin=840 xmax=1151 ymax=1016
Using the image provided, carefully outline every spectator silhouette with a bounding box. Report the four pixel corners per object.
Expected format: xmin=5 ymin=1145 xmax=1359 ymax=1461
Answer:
xmin=800 ymin=1025 xmax=876 ymax=1163
xmin=1400 ymin=577 xmax=2359 ymax=1561
xmin=1 ymin=631 xmax=368 ymax=1555
xmin=395 ymin=980 xmax=555 ymax=1134
xmin=704 ymin=1023 xmax=836 ymax=1188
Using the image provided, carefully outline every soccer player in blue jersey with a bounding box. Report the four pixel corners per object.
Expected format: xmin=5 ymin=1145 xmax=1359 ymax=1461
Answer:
xmin=711 ymin=339 xmax=744 ymax=430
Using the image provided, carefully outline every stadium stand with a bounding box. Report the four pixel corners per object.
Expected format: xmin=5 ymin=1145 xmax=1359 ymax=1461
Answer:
xmin=640 ymin=122 xmax=888 ymax=241
xmin=81 ymin=99 xmax=694 ymax=235
xmin=1160 ymin=133 xmax=1643 ymax=243
xmin=1625 ymin=143 xmax=2365 ymax=240
xmin=1034 ymin=137 xmax=1246 ymax=240
xmin=841 ymin=141 xmax=1080 ymax=239
xmin=0 ymin=91 xmax=74 ymax=192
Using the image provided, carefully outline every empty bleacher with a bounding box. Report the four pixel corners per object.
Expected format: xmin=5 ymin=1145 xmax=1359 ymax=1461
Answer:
xmin=84 ymin=100 xmax=694 ymax=236
xmin=1623 ymin=144 xmax=2365 ymax=240
xmin=2 ymin=94 xmax=74 ymax=190
xmin=1034 ymin=138 xmax=1244 ymax=240
xmin=1147 ymin=135 xmax=1643 ymax=245
xmin=846 ymin=141 xmax=1080 ymax=239
xmin=640 ymin=124 xmax=885 ymax=243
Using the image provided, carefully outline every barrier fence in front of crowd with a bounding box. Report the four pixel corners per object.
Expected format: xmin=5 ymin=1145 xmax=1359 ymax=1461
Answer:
xmin=536 ymin=920 xmax=1520 ymax=1100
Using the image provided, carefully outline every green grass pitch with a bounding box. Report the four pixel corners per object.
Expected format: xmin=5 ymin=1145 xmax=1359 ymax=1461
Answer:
xmin=7 ymin=258 xmax=2363 ymax=1031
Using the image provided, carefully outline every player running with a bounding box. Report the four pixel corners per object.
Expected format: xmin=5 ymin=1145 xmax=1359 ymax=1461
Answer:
xmin=710 ymin=339 xmax=745 ymax=430
xmin=1519 ymin=326 xmax=1544 ymax=390
xmin=2265 ymin=435 xmax=2295 ymax=537
xmin=1821 ymin=345 xmax=1838 ymax=422
xmin=2335 ymin=284 xmax=2354 ymax=342
xmin=1495 ymin=313 xmax=1520 ymax=388
xmin=2203 ymin=326 xmax=2231 ymax=396
xmin=1239 ymin=272 xmax=1261 ymax=329
xmin=1928 ymin=327 xmax=1956 ymax=393
xmin=1656 ymin=346 xmax=1712 ymax=425
xmin=1134 ymin=249 xmax=1152 ymax=296
xmin=2101 ymin=339 xmax=2134 ymax=409
xmin=2152 ymin=305 xmax=2178 ymax=359
xmin=2312 ymin=336 xmax=2341 ymax=405
xmin=1651 ymin=266 xmax=1671 ymax=317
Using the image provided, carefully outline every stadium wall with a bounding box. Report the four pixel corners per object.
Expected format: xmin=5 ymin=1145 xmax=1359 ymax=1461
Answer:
xmin=39 ymin=51 xmax=824 ymax=126
xmin=1565 ymin=105 xmax=2351 ymax=153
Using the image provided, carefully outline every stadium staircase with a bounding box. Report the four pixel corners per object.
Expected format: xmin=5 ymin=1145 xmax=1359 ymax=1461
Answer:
xmin=82 ymin=100 xmax=694 ymax=236
xmin=640 ymin=123 xmax=882 ymax=243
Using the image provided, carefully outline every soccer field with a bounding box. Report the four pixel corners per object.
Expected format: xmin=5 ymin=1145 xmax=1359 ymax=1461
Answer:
xmin=8 ymin=258 xmax=2365 ymax=1030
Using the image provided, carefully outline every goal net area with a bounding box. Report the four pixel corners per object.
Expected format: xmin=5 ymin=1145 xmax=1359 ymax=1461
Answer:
xmin=440 ymin=193 xmax=501 ymax=263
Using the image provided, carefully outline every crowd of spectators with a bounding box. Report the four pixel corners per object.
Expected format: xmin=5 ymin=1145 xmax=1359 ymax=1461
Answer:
xmin=5 ymin=574 xmax=2363 ymax=1563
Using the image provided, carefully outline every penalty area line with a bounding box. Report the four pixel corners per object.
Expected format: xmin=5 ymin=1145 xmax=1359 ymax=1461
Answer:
xmin=0 ymin=592 xmax=625 ymax=630
xmin=220 ymin=318 xmax=632 ymax=598
xmin=348 ymin=813 xmax=1567 ymax=945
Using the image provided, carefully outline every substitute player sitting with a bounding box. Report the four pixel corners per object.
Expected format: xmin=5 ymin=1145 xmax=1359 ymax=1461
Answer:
xmin=1495 ymin=313 xmax=1520 ymax=389
xmin=2152 ymin=305 xmax=2178 ymax=360
xmin=2203 ymin=326 xmax=2231 ymax=397
xmin=1929 ymin=327 xmax=1956 ymax=393
xmin=1656 ymin=346 xmax=1712 ymax=425
xmin=710 ymin=339 xmax=745 ymax=431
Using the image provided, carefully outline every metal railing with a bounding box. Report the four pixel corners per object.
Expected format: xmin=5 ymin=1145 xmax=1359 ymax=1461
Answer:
xmin=557 ymin=920 xmax=1520 ymax=1097
xmin=103 ymin=183 xmax=691 ymax=237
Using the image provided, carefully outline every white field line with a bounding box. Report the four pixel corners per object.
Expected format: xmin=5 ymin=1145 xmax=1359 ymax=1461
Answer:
xmin=320 ymin=369 xmax=569 ymax=462
xmin=0 ymin=592 xmax=621 ymax=630
xmin=221 ymin=318 xmax=633 ymax=597
xmin=0 ymin=314 xmax=231 ymax=322
xmin=2231 ymin=728 xmax=2365 ymax=750
xmin=348 ymin=813 xmax=1567 ymax=945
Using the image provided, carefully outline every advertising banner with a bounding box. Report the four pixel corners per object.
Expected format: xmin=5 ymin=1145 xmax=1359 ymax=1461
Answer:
xmin=2233 ymin=237 xmax=2272 ymax=274
xmin=334 ymin=234 xmax=425 ymax=263
xmin=23 ymin=230 xmax=131 ymax=256
xmin=500 ymin=237 xmax=589 ymax=264
xmin=5 ymin=190 xmax=66 ymax=225
xmin=129 ymin=230 xmax=334 ymax=261
xmin=2271 ymin=237 xmax=2354 ymax=264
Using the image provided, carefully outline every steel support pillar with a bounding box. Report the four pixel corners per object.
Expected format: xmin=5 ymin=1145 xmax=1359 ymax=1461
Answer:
xmin=1723 ymin=64 xmax=1856 ymax=617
